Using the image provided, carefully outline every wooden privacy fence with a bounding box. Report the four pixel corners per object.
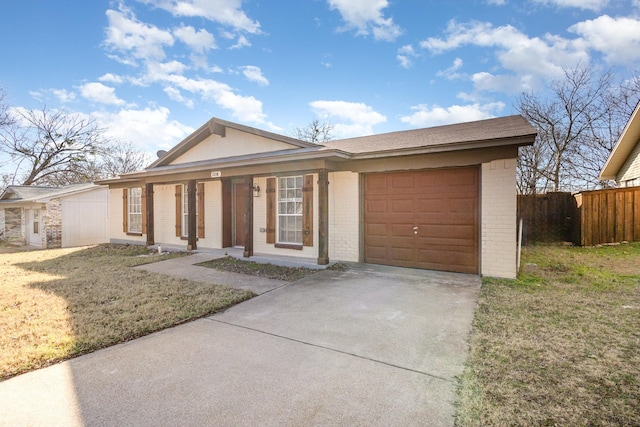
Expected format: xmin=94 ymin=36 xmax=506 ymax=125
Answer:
xmin=577 ymin=187 xmax=640 ymax=246
xmin=517 ymin=192 xmax=578 ymax=245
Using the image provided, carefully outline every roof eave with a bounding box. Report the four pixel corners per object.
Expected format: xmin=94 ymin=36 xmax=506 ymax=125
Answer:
xmin=348 ymin=133 xmax=536 ymax=159
xmin=106 ymin=149 xmax=352 ymax=182
xmin=600 ymin=101 xmax=640 ymax=180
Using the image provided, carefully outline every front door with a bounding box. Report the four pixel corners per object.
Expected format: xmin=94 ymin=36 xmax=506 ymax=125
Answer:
xmin=26 ymin=208 xmax=42 ymax=247
xmin=233 ymin=182 xmax=249 ymax=247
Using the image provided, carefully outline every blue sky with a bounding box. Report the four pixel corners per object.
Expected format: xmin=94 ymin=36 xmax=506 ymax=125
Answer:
xmin=1 ymin=0 xmax=639 ymax=155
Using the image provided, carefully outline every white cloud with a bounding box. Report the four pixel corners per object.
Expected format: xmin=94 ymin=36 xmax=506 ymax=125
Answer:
xmin=98 ymin=73 xmax=125 ymax=84
xmin=310 ymin=100 xmax=387 ymax=137
xmin=421 ymin=20 xmax=589 ymax=91
xmin=437 ymin=57 xmax=464 ymax=80
xmin=400 ymin=102 xmax=505 ymax=127
xmin=173 ymin=25 xmax=216 ymax=52
xmin=78 ymin=82 xmax=126 ymax=106
xmin=163 ymin=86 xmax=194 ymax=108
xmin=397 ymin=44 xmax=419 ymax=69
xmin=137 ymin=0 xmax=261 ymax=34
xmin=104 ymin=6 xmax=174 ymax=61
xmin=531 ymin=0 xmax=609 ymax=11
xmin=471 ymin=71 xmax=536 ymax=94
xmin=487 ymin=0 xmax=507 ymax=4
xmin=569 ymin=15 xmax=640 ymax=64
xmin=92 ymin=106 xmax=193 ymax=152
xmin=327 ymin=0 xmax=402 ymax=41
xmin=240 ymin=65 xmax=269 ymax=86
xmin=51 ymin=89 xmax=76 ymax=103
xmin=230 ymin=34 xmax=251 ymax=49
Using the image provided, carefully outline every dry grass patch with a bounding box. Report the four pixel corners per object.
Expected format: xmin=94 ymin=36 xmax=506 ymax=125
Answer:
xmin=0 ymin=245 xmax=253 ymax=380
xmin=456 ymin=243 xmax=640 ymax=426
xmin=196 ymin=256 xmax=322 ymax=282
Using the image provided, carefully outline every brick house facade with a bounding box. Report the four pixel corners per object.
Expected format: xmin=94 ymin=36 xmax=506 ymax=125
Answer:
xmin=99 ymin=115 xmax=536 ymax=279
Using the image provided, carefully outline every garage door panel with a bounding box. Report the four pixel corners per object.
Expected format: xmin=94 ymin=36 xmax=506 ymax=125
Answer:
xmin=366 ymin=222 xmax=389 ymax=237
xmin=390 ymin=224 xmax=415 ymax=237
xmin=366 ymin=198 xmax=388 ymax=213
xmin=365 ymin=174 xmax=389 ymax=192
xmin=389 ymin=247 xmax=414 ymax=262
xmin=364 ymin=167 xmax=479 ymax=274
xmin=390 ymin=197 xmax=414 ymax=213
xmin=390 ymin=174 xmax=414 ymax=191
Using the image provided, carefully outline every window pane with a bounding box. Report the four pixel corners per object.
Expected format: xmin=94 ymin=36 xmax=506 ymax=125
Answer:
xmin=128 ymin=188 xmax=143 ymax=233
xmin=277 ymin=175 xmax=304 ymax=244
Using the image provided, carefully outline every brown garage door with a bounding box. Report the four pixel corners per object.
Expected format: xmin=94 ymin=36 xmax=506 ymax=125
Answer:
xmin=364 ymin=167 xmax=479 ymax=274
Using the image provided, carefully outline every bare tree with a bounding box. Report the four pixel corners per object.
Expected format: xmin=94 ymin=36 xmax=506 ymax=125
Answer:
xmin=96 ymin=139 xmax=150 ymax=178
xmin=295 ymin=119 xmax=334 ymax=143
xmin=0 ymin=89 xmax=13 ymax=129
xmin=0 ymin=106 xmax=105 ymax=186
xmin=516 ymin=64 xmax=639 ymax=193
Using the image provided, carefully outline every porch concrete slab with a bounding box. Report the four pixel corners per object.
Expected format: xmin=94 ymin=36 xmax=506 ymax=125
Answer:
xmin=134 ymin=253 xmax=288 ymax=295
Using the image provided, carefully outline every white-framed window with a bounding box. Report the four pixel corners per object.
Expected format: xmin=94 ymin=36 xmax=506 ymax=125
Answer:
xmin=181 ymin=184 xmax=198 ymax=237
xmin=128 ymin=187 xmax=142 ymax=234
xmin=278 ymin=176 xmax=303 ymax=244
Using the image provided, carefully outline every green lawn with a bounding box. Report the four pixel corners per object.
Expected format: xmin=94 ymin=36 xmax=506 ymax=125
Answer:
xmin=456 ymin=243 xmax=640 ymax=426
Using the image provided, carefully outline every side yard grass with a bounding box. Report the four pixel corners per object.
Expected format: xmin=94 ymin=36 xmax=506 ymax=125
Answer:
xmin=0 ymin=244 xmax=253 ymax=381
xmin=456 ymin=243 xmax=640 ymax=426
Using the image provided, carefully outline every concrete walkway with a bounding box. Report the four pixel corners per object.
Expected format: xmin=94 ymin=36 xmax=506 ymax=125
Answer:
xmin=0 ymin=256 xmax=481 ymax=426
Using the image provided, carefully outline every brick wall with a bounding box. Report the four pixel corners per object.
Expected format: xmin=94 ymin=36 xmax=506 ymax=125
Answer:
xmin=329 ymin=171 xmax=360 ymax=262
xmin=481 ymin=158 xmax=517 ymax=279
xmin=43 ymin=200 xmax=62 ymax=248
xmin=2 ymin=208 xmax=24 ymax=244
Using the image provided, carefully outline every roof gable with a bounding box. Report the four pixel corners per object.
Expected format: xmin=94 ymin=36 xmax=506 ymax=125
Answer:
xmin=600 ymin=102 xmax=640 ymax=181
xmin=150 ymin=117 xmax=316 ymax=168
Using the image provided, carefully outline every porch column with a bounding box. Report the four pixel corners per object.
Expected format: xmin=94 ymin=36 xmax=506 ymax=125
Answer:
xmin=317 ymin=169 xmax=329 ymax=265
xmin=145 ymin=183 xmax=154 ymax=246
xmin=187 ymin=179 xmax=197 ymax=250
xmin=243 ymin=176 xmax=254 ymax=257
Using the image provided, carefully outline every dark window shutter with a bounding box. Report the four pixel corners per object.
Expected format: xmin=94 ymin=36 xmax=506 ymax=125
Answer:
xmin=302 ymin=174 xmax=313 ymax=247
xmin=122 ymin=188 xmax=128 ymax=233
xmin=197 ymin=182 xmax=205 ymax=238
xmin=141 ymin=186 xmax=147 ymax=235
xmin=175 ymin=184 xmax=182 ymax=237
xmin=266 ymin=177 xmax=276 ymax=244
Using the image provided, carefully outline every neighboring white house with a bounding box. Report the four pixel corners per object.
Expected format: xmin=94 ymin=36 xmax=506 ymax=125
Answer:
xmin=600 ymin=101 xmax=640 ymax=187
xmin=0 ymin=183 xmax=109 ymax=248
xmin=97 ymin=115 xmax=537 ymax=279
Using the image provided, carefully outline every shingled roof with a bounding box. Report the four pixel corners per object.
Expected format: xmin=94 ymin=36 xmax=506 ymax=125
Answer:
xmin=324 ymin=115 xmax=536 ymax=155
xmin=0 ymin=183 xmax=99 ymax=204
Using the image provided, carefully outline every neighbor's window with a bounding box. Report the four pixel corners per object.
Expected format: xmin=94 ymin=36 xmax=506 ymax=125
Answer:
xmin=278 ymin=176 xmax=303 ymax=244
xmin=181 ymin=184 xmax=198 ymax=237
xmin=128 ymin=187 xmax=142 ymax=234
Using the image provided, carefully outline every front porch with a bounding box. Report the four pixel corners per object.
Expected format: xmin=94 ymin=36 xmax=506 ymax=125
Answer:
xmin=148 ymin=244 xmax=335 ymax=270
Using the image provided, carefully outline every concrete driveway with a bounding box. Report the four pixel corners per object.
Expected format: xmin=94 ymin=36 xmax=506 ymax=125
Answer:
xmin=0 ymin=262 xmax=480 ymax=426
